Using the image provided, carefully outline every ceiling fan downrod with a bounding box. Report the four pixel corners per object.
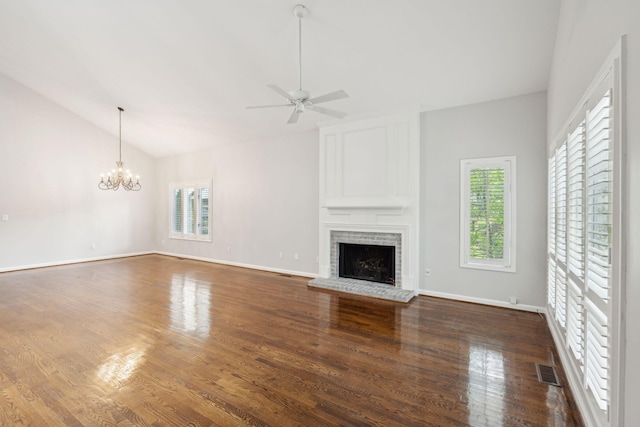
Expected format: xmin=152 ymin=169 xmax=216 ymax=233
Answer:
xmin=293 ymin=4 xmax=308 ymax=91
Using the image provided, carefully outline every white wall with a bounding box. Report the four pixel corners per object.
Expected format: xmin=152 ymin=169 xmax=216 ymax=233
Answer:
xmin=420 ymin=92 xmax=548 ymax=310
xmin=548 ymin=1 xmax=640 ymax=424
xmin=154 ymin=132 xmax=319 ymax=276
xmin=0 ymin=73 xmax=156 ymax=270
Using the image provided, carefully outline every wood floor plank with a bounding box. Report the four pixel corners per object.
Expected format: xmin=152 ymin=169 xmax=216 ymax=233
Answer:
xmin=0 ymin=255 xmax=582 ymax=426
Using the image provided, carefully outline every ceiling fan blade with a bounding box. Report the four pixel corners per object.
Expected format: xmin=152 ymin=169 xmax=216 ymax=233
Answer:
xmin=246 ymin=104 xmax=292 ymax=109
xmin=307 ymin=90 xmax=349 ymax=105
xmin=308 ymin=105 xmax=347 ymax=119
xmin=267 ymin=84 xmax=297 ymax=102
xmin=287 ymin=108 xmax=302 ymax=124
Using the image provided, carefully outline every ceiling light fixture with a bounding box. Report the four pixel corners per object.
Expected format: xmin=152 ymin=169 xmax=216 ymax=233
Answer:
xmin=98 ymin=107 xmax=141 ymax=191
xmin=246 ymin=4 xmax=349 ymax=124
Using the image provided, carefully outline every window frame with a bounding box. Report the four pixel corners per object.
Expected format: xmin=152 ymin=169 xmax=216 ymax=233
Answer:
xmin=169 ymin=180 xmax=212 ymax=242
xmin=459 ymin=156 xmax=516 ymax=273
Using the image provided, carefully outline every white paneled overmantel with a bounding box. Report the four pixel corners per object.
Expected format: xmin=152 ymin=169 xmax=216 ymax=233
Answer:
xmin=318 ymin=112 xmax=420 ymax=291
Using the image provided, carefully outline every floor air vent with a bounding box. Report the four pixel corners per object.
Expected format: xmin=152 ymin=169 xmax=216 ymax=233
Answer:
xmin=535 ymin=363 xmax=561 ymax=387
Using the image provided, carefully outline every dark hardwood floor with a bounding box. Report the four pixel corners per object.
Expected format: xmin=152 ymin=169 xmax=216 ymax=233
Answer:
xmin=0 ymin=255 xmax=581 ymax=426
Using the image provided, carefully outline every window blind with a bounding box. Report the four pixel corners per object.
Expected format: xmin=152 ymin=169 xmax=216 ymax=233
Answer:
xmin=556 ymin=143 xmax=568 ymax=266
xmin=585 ymin=298 xmax=608 ymax=412
xmin=460 ymin=157 xmax=515 ymax=272
xmin=555 ymin=265 xmax=567 ymax=328
xmin=170 ymin=181 xmax=212 ymax=241
xmin=568 ymin=122 xmax=585 ymax=278
xmin=548 ymin=153 xmax=557 ymax=312
xmin=548 ymin=154 xmax=556 ymax=256
xmin=197 ymin=187 xmax=209 ymax=236
xmin=586 ymin=91 xmax=612 ymax=301
xmin=171 ymin=188 xmax=183 ymax=233
xmin=548 ymin=258 xmax=556 ymax=310
xmin=468 ymin=168 xmax=505 ymax=260
xmin=547 ymin=56 xmax=618 ymax=425
xmin=567 ymin=278 xmax=584 ymax=365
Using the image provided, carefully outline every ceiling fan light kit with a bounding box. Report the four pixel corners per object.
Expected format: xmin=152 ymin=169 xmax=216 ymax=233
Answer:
xmin=246 ymin=4 xmax=349 ymax=124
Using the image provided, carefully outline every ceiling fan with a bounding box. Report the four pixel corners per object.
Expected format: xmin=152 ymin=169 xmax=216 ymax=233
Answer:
xmin=246 ymin=4 xmax=349 ymax=124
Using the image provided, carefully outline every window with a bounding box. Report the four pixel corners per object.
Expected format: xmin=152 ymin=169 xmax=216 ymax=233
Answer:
xmin=547 ymin=83 xmax=617 ymax=422
xmin=460 ymin=156 xmax=515 ymax=272
xmin=170 ymin=181 xmax=211 ymax=241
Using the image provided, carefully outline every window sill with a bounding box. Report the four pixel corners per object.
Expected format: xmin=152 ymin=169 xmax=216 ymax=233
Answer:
xmin=460 ymin=262 xmax=516 ymax=273
xmin=169 ymin=235 xmax=212 ymax=243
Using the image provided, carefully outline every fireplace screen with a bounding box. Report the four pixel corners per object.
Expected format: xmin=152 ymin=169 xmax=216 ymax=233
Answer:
xmin=339 ymin=243 xmax=395 ymax=285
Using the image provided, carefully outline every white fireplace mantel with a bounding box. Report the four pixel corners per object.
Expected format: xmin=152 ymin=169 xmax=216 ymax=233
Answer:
xmin=323 ymin=198 xmax=407 ymax=215
xmin=317 ymin=112 xmax=420 ymax=292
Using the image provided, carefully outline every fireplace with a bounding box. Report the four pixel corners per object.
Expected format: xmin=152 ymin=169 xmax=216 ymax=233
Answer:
xmin=329 ymin=230 xmax=402 ymax=288
xmin=339 ymin=243 xmax=395 ymax=285
xmin=309 ymin=227 xmax=414 ymax=302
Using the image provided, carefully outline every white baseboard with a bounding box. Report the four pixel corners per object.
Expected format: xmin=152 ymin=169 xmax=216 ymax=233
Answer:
xmin=154 ymin=251 xmax=319 ymax=279
xmin=0 ymin=251 xmax=155 ymax=273
xmin=417 ymin=289 xmax=545 ymax=313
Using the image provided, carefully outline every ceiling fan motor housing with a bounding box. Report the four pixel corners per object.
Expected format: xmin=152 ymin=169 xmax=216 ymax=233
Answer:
xmin=289 ymin=89 xmax=310 ymax=101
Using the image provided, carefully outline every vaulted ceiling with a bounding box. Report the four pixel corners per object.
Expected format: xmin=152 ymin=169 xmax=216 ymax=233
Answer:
xmin=0 ymin=0 xmax=559 ymax=157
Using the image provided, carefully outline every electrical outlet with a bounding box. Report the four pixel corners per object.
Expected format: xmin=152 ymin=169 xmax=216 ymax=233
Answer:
xmin=279 ymin=252 xmax=284 ymax=259
xmin=294 ymin=253 xmax=299 ymax=261
xmin=91 ymin=243 xmax=97 ymax=250
xmin=227 ymin=246 xmax=231 ymax=253
xmin=425 ymin=269 xmax=431 ymax=277
xmin=1 ymin=214 xmax=8 ymax=222
xmin=509 ymin=296 xmax=518 ymax=304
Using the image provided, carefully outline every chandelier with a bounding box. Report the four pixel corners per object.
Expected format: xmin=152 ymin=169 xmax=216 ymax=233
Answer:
xmin=98 ymin=107 xmax=141 ymax=191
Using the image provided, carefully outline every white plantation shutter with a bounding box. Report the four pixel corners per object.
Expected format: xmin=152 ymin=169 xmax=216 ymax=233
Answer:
xmin=171 ymin=188 xmax=183 ymax=233
xmin=548 ymin=155 xmax=556 ymax=256
xmin=585 ymin=298 xmax=609 ymax=412
xmin=586 ymin=91 xmax=612 ymax=301
xmin=547 ymin=50 xmax=619 ymax=426
xmin=567 ymin=279 xmax=584 ymax=364
xmin=185 ymin=187 xmax=196 ymax=235
xmin=548 ymin=258 xmax=556 ymax=310
xmin=170 ymin=182 xmax=212 ymax=241
xmin=555 ymin=265 xmax=567 ymax=328
xmin=548 ymin=153 xmax=557 ymax=312
xmin=568 ymin=123 xmax=585 ymax=278
xmin=583 ymin=89 xmax=613 ymax=415
xmin=460 ymin=157 xmax=515 ymax=272
xmin=555 ymin=143 xmax=568 ymax=267
xmin=197 ymin=187 xmax=209 ymax=236
xmin=468 ymin=168 xmax=505 ymax=260
xmin=553 ymin=142 xmax=568 ymax=329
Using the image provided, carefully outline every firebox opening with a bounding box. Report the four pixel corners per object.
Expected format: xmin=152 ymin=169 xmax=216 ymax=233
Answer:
xmin=339 ymin=243 xmax=395 ymax=285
